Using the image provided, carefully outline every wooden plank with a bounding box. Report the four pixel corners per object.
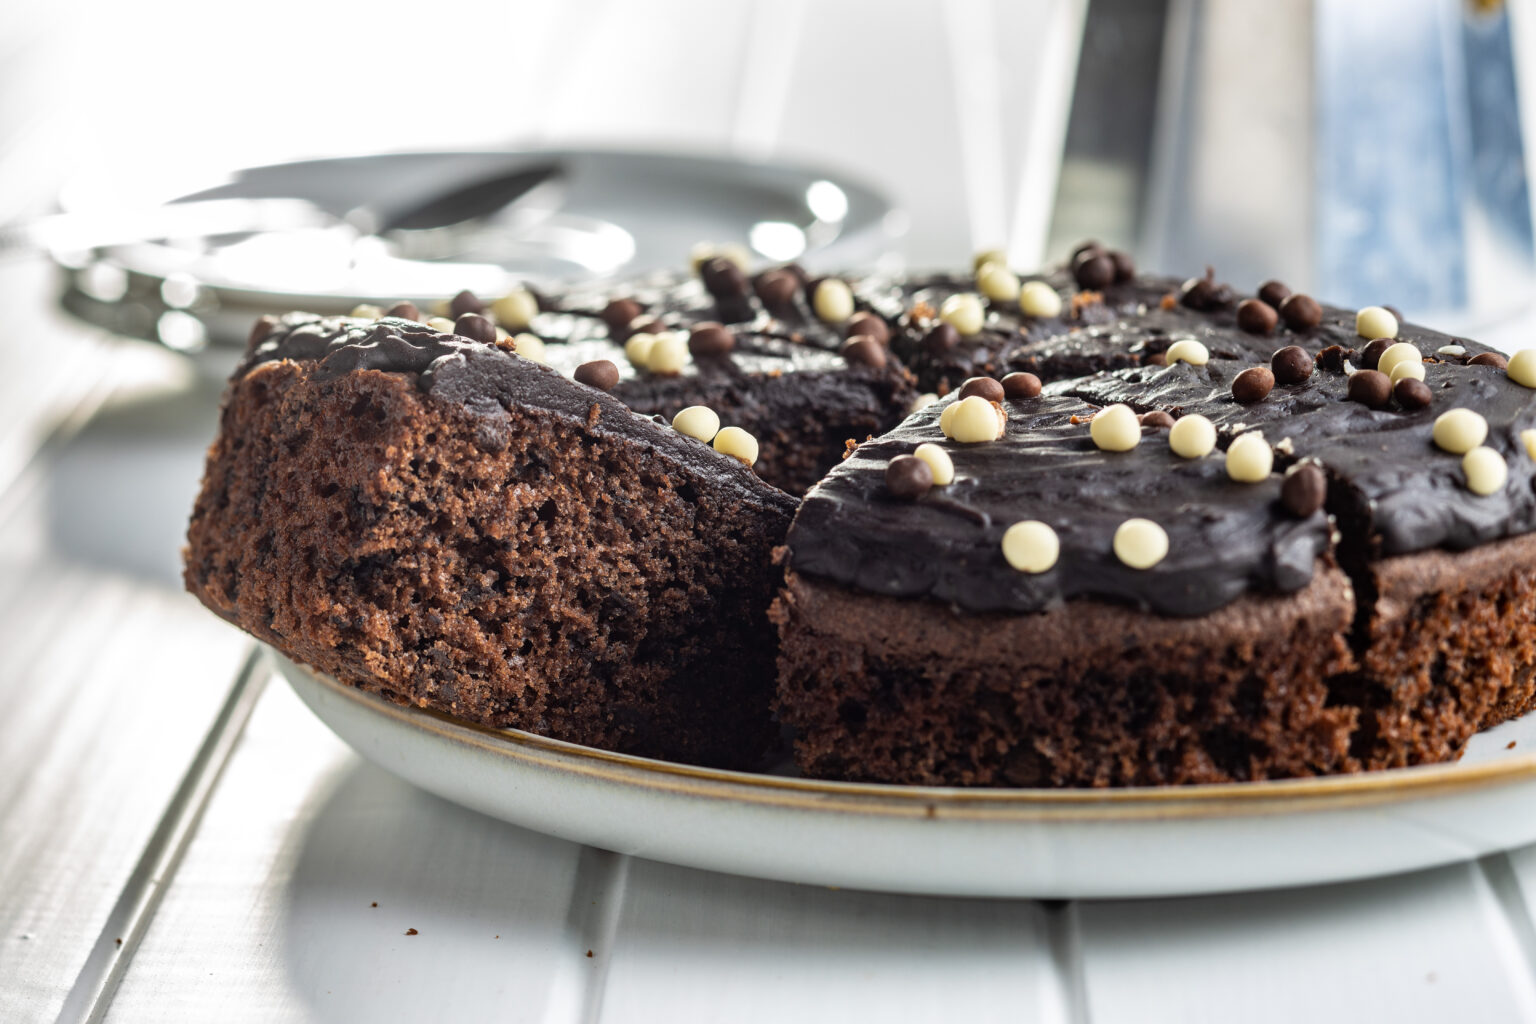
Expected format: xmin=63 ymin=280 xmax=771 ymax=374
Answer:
xmin=0 ymin=575 xmax=250 ymax=1022
xmin=1075 ymin=861 xmax=1536 ymax=1023
xmin=105 ymin=678 xmax=586 ymax=1023
xmin=593 ymin=858 xmax=1072 ymax=1024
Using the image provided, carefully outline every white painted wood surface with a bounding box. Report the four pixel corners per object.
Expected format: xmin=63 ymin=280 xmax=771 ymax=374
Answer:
xmin=5 ymin=1 xmax=1536 ymax=1021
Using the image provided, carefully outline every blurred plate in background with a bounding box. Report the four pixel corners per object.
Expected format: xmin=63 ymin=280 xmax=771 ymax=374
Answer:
xmin=48 ymin=149 xmax=897 ymax=349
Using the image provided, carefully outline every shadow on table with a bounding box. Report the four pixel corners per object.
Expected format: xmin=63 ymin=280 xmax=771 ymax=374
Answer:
xmin=277 ymin=759 xmax=587 ymax=1023
xmin=46 ymin=369 xmax=226 ymax=589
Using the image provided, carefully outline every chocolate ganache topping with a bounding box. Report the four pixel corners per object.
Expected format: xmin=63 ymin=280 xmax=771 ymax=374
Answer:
xmin=789 ymin=391 xmax=1331 ymax=618
xmin=239 ymin=313 xmax=792 ymax=503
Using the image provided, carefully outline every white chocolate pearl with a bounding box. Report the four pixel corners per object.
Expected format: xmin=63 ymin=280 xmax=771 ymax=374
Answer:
xmin=1438 ymin=345 xmax=1467 ymax=357
xmin=973 ymin=248 xmax=1008 ymax=272
xmin=813 ymin=279 xmax=854 ymax=323
xmin=1089 ymin=403 xmax=1140 ymax=452
xmin=945 ymin=395 xmax=1004 ymax=443
xmin=1376 ymin=342 xmax=1421 ymax=380
xmin=1165 ymin=339 xmax=1209 ymax=366
xmin=718 ymin=243 xmax=752 ymax=272
xmin=939 ymin=400 xmax=960 ymax=438
xmin=672 ymin=405 xmax=720 ymax=442
xmin=1001 ymin=520 xmax=1059 ymax=574
xmin=1463 ymin=446 xmax=1507 ymax=496
xmin=624 ymin=332 xmax=657 ymax=367
xmin=912 ymin=442 xmax=954 ymax=485
xmin=977 ymin=263 xmax=1021 ymax=302
xmin=1018 ymin=280 xmax=1063 ymax=318
xmin=1356 ymin=305 xmax=1399 ymax=340
xmin=1113 ymin=518 xmax=1169 ymax=570
xmin=645 ymin=332 xmax=690 ymax=374
xmin=1522 ymin=429 xmax=1536 ymax=461
xmin=1168 ymin=414 xmax=1217 ymax=459
xmin=350 ymin=303 xmax=384 ymax=319
xmin=513 ymin=333 xmax=546 ymax=363
xmin=1225 ymin=432 xmax=1274 ymax=483
xmin=427 ymin=316 xmax=457 ymax=333
xmin=1509 ymin=349 xmax=1536 ymax=389
xmin=1433 ymin=408 xmax=1489 ymax=454
xmin=712 ymin=425 xmax=758 ymax=467
xmin=939 ymin=293 xmax=986 ymax=336
xmin=688 ymin=242 xmax=713 ymax=273
xmin=493 ymin=288 xmax=539 ymax=330
xmin=1388 ymin=359 xmax=1425 ymax=384
xmin=909 ymin=392 xmax=938 ymax=414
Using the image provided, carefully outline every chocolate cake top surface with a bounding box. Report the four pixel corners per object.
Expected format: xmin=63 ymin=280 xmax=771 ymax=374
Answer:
xmin=787 ymin=259 xmax=1536 ymax=618
xmin=1058 ymin=356 xmax=1536 ymax=557
xmin=788 ymin=391 xmax=1332 ymax=618
xmin=241 ymin=312 xmax=795 ymax=508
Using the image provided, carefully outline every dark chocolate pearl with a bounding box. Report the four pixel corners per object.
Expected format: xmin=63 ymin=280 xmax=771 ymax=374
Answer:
xmin=841 ymin=335 xmax=887 ymax=368
xmin=248 ymin=315 xmax=278 ymax=347
xmin=1394 ymin=377 xmax=1432 ymax=410
xmin=1236 ymin=298 xmax=1277 ymax=335
xmin=1073 ymin=253 xmax=1115 ymax=290
xmin=1281 ymin=464 xmax=1327 ymax=518
xmin=1109 ymin=250 xmax=1135 ymax=282
xmin=701 ymin=256 xmax=749 ymax=298
xmin=1070 ymin=240 xmax=1104 ymax=263
xmin=1145 ymin=352 xmax=1168 ymax=366
xmin=1178 ymin=272 xmax=1231 ymax=311
xmin=1001 ymin=371 xmax=1042 ymax=399
xmin=1271 ymin=345 xmax=1313 ymax=385
xmin=781 ymin=263 xmax=811 ymax=287
xmin=958 ymin=376 xmax=1005 ymax=403
xmin=601 ymin=298 xmax=643 ymax=332
xmin=574 ymin=359 xmax=620 ymax=392
xmin=630 ymin=317 xmax=666 ymax=336
xmin=688 ymin=322 xmax=735 ymax=356
xmin=1279 ymin=293 xmax=1322 ymax=331
xmin=386 ymin=301 xmax=421 ymax=322
xmin=449 ymin=289 xmax=484 ymax=318
xmin=924 ymin=323 xmax=960 ymax=355
xmin=754 ymin=270 xmax=799 ymax=310
xmin=1257 ymin=280 xmax=1292 ymax=309
xmin=1232 ymin=366 xmax=1275 ymax=404
xmin=1347 ymin=369 xmax=1392 ymax=409
xmin=1359 ymin=337 xmax=1392 ymax=370
xmin=884 ymin=455 xmax=934 ymax=499
xmin=1470 ymin=352 xmax=1509 ymax=369
xmin=846 ymin=311 xmax=890 ymax=345
xmin=454 ymin=312 xmax=497 ymax=344
xmin=1140 ymin=410 xmax=1176 ymax=430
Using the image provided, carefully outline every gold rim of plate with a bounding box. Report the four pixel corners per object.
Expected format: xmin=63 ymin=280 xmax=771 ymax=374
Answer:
xmin=291 ymin=656 xmax=1536 ymax=823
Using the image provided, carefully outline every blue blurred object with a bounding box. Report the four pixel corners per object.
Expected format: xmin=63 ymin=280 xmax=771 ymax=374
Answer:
xmin=1139 ymin=0 xmax=1536 ymax=328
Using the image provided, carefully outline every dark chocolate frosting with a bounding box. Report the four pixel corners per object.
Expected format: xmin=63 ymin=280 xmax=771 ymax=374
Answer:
xmin=789 ymin=392 xmax=1331 ymax=618
xmin=789 ymin=269 xmax=1534 ymax=618
xmin=239 ymin=313 xmax=795 ymax=508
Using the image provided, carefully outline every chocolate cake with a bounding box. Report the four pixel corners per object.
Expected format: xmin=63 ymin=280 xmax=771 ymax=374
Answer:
xmin=468 ymin=263 xmax=918 ymax=496
xmin=774 ymin=262 xmax=1536 ymax=786
xmin=184 ymin=245 xmax=1536 ymax=789
xmin=184 ymin=312 xmax=796 ymax=769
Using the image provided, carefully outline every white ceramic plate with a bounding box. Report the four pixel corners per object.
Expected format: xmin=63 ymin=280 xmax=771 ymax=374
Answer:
xmin=275 ymin=650 xmax=1536 ymax=899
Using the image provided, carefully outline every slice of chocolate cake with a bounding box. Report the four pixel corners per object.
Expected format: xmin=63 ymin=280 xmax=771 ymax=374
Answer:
xmin=459 ymin=265 xmax=918 ymax=496
xmin=185 ymin=313 xmax=797 ymax=769
xmin=773 ymin=391 xmax=1357 ymax=787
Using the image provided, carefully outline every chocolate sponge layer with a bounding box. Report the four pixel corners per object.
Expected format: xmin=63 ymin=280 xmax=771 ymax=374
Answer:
xmin=772 ymin=531 xmax=1536 ymax=787
xmin=186 ymin=359 xmax=795 ymax=769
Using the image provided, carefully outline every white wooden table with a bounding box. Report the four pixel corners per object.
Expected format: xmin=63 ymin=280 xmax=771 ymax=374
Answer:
xmin=7 ymin=1 xmax=1536 ymax=1019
